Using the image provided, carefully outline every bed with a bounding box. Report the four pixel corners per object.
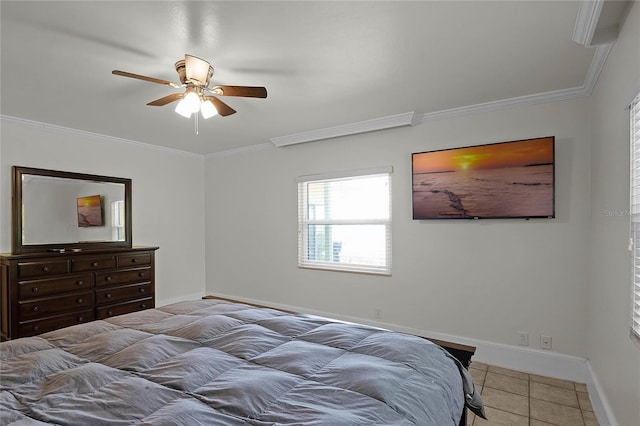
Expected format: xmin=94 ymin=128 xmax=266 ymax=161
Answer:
xmin=0 ymin=297 xmax=484 ymax=425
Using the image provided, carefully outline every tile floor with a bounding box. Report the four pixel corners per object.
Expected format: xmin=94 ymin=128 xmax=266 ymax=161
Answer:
xmin=467 ymin=362 xmax=598 ymax=426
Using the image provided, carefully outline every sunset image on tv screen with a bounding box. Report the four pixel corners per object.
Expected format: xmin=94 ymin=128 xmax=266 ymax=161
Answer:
xmin=412 ymin=137 xmax=554 ymax=219
xmin=77 ymin=195 xmax=103 ymax=227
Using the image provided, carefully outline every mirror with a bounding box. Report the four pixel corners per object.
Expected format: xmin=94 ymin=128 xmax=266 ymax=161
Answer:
xmin=12 ymin=166 xmax=132 ymax=254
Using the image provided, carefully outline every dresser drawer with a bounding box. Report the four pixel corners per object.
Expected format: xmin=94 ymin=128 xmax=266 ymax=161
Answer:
xmin=96 ymin=267 xmax=151 ymax=287
xmin=18 ymin=260 xmax=69 ymax=279
xmin=18 ymin=309 xmax=95 ymax=337
xmin=96 ymin=297 xmax=153 ymax=319
xmin=95 ymin=282 xmax=152 ymax=305
xmin=19 ymin=291 xmax=94 ymax=319
xmin=117 ymin=253 xmax=151 ymax=268
xmin=71 ymin=256 xmax=116 ymax=272
xmin=18 ymin=274 xmax=93 ymax=299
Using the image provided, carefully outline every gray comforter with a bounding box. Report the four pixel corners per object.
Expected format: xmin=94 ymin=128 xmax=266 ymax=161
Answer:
xmin=1 ymin=299 xmax=477 ymax=425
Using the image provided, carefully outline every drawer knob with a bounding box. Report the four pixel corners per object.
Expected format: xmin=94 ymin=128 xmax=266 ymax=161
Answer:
xmin=141 ymin=304 xmax=147 ymax=309
xmin=139 ymin=288 xmax=145 ymax=293
xmin=77 ymin=316 xmax=84 ymax=322
xmin=32 ymin=306 xmax=39 ymax=312
xmin=32 ymin=286 xmax=39 ymax=293
xmin=91 ymin=262 xmax=99 ymax=267
xmin=138 ymin=272 xmax=145 ymax=277
xmin=42 ymin=266 xmax=49 ymax=272
xmin=32 ymin=325 xmax=39 ymax=331
xmin=106 ymin=293 xmax=112 ymax=299
xmin=77 ymin=280 xmax=84 ymax=286
xmin=105 ymin=276 xmax=112 ymax=282
xmin=77 ymin=298 xmax=84 ymax=304
xmin=131 ymin=258 xmax=138 ymax=263
xmin=107 ymin=310 xmax=113 ymax=316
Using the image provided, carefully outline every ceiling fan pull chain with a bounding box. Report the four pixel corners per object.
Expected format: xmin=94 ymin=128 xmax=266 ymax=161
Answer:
xmin=195 ymin=112 xmax=199 ymax=135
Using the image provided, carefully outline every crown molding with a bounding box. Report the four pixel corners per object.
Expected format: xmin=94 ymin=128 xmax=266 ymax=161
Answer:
xmin=583 ymin=43 xmax=613 ymax=94
xmin=270 ymin=112 xmax=422 ymax=147
xmin=422 ymin=86 xmax=590 ymax=123
xmin=573 ymin=0 xmax=604 ymax=46
xmin=0 ymin=115 xmax=203 ymax=159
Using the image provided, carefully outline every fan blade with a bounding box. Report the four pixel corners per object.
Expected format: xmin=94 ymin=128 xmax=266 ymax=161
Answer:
xmin=112 ymin=70 xmax=181 ymax=88
xmin=146 ymin=93 xmax=182 ymax=106
xmin=205 ymin=96 xmax=236 ymax=117
xmin=185 ymin=54 xmax=212 ymax=85
xmin=211 ymin=85 xmax=267 ymax=98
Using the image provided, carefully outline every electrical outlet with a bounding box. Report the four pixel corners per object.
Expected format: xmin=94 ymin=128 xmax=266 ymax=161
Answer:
xmin=541 ymin=335 xmax=552 ymax=350
xmin=518 ymin=331 xmax=529 ymax=346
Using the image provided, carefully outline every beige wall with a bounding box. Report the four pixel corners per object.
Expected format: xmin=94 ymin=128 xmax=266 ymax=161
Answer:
xmin=589 ymin=2 xmax=640 ymax=425
xmin=0 ymin=120 xmax=207 ymax=305
xmin=205 ymin=97 xmax=592 ymax=357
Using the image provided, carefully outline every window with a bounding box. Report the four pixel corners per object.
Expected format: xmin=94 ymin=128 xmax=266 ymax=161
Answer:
xmin=111 ymin=200 xmax=125 ymax=241
xmin=631 ymin=92 xmax=640 ymax=342
xmin=298 ymin=167 xmax=392 ymax=275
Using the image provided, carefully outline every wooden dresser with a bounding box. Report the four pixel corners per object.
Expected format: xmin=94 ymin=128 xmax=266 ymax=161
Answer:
xmin=0 ymin=246 xmax=158 ymax=340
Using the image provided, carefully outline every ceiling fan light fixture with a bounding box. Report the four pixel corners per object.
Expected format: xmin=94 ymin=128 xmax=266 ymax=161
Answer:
xmin=175 ymin=91 xmax=200 ymax=118
xmin=175 ymin=97 xmax=193 ymax=118
xmin=200 ymin=99 xmax=218 ymax=119
xmin=185 ymin=91 xmax=201 ymax=113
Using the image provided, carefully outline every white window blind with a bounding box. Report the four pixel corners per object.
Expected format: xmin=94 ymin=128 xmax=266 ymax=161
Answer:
xmin=630 ymin=92 xmax=640 ymax=342
xmin=297 ymin=167 xmax=392 ymax=275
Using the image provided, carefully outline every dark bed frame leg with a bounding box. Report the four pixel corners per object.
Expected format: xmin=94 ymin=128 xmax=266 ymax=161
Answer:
xmin=459 ymin=408 xmax=467 ymax=426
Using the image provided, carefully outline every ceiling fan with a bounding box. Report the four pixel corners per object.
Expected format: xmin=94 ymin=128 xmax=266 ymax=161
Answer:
xmin=112 ymin=54 xmax=267 ymax=119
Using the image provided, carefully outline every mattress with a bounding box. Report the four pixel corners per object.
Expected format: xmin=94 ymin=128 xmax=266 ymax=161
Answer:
xmin=0 ymin=299 xmax=482 ymax=425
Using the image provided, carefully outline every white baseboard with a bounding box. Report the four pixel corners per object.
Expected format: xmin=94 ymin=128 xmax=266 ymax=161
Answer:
xmin=585 ymin=362 xmax=619 ymax=426
xmin=156 ymin=291 xmax=206 ymax=308
xmin=201 ymin=292 xmax=616 ymax=426
xmin=466 ymin=339 xmax=588 ymax=382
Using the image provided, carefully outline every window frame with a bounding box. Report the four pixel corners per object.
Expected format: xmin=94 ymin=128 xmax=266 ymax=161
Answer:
xmin=297 ymin=166 xmax=392 ymax=275
xmin=631 ymin=91 xmax=640 ymax=344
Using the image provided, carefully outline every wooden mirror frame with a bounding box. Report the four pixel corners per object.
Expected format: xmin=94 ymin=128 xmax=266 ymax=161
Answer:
xmin=12 ymin=166 xmax=132 ymax=254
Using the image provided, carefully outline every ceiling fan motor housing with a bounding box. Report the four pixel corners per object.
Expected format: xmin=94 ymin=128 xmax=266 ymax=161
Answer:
xmin=175 ymin=59 xmax=214 ymax=87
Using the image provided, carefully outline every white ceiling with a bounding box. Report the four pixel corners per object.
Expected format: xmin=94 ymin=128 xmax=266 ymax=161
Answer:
xmin=1 ymin=1 xmax=599 ymax=155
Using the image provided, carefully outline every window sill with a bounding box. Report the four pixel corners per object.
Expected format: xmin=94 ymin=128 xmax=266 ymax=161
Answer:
xmin=298 ymin=264 xmax=391 ymax=276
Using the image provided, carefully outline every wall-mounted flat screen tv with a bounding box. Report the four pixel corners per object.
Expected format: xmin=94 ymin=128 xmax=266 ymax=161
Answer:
xmin=412 ymin=136 xmax=555 ymax=220
xmin=77 ymin=194 xmax=104 ymax=227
